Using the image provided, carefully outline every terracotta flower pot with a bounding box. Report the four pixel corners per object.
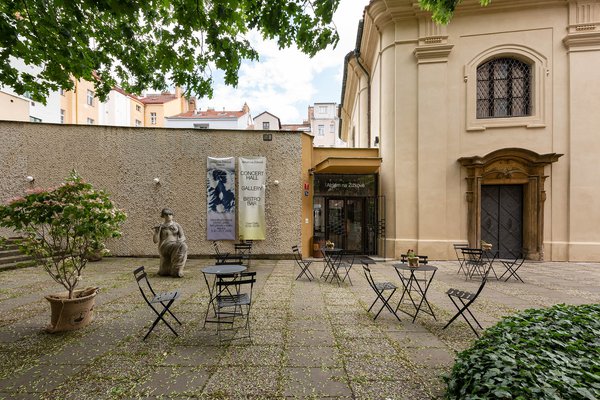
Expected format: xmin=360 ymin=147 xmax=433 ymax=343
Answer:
xmin=44 ymin=287 xmax=99 ymax=333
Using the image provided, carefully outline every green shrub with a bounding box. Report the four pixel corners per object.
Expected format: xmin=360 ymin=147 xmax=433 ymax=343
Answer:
xmin=0 ymin=171 xmax=126 ymax=299
xmin=445 ymin=303 xmax=600 ymax=400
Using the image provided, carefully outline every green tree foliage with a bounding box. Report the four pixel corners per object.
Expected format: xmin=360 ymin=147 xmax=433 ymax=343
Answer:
xmin=0 ymin=0 xmax=340 ymax=103
xmin=419 ymin=0 xmax=491 ymax=24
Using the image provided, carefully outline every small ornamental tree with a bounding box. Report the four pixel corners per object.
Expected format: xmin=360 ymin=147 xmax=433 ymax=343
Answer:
xmin=0 ymin=171 xmax=126 ymax=299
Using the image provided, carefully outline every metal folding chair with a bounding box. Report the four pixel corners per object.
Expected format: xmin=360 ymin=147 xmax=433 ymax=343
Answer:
xmin=399 ymin=253 xmax=428 ymax=265
xmin=215 ymin=271 xmax=256 ymax=342
xmin=499 ymin=254 xmax=525 ymax=282
xmin=133 ymin=266 xmax=181 ymax=340
xmin=462 ymin=248 xmax=487 ymax=280
xmin=443 ymin=272 xmax=488 ymax=337
xmin=292 ymin=245 xmax=315 ymax=281
xmin=453 ymin=243 xmax=469 ymax=276
xmin=362 ymin=263 xmax=401 ymax=322
xmin=234 ymin=241 xmax=253 ymax=267
xmin=212 ymin=241 xmax=242 ymax=265
xmin=336 ymin=252 xmax=356 ymax=285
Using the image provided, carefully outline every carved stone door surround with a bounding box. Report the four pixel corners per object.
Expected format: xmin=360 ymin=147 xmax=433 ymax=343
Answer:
xmin=458 ymin=148 xmax=562 ymax=260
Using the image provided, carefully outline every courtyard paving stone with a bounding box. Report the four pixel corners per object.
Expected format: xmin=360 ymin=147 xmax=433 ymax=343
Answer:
xmin=0 ymin=257 xmax=597 ymax=399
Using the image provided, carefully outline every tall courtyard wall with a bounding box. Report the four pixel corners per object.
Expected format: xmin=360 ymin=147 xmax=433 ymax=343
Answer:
xmin=0 ymin=121 xmax=302 ymax=257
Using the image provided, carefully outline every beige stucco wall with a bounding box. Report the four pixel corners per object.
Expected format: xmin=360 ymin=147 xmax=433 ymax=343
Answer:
xmin=130 ymin=99 xmax=144 ymax=127
xmin=0 ymin=121 xmax=303 ymax=257
xmin=0 ymin=92 xmax=28 ymax=122
xmin=341 ymin=0 xmax=600 ymax=261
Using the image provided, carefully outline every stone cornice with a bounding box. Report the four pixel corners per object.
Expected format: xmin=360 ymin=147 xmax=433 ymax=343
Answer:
xmin=563 ymin=31 xmax=600 ymax=50
xmin=413 ymin=44 xmax=454 ymax=63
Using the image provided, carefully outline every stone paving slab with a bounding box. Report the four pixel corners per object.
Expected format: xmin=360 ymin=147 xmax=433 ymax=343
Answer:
xmin=0 ymin=257 xmax=597 ymax=399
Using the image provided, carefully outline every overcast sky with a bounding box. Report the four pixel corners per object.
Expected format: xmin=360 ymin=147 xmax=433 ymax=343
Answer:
xmin=196 ymin=0 xmax=370 ymax=123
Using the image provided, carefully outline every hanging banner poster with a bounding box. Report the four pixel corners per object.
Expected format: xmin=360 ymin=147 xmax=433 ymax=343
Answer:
xmin=207 ymin=157 xmax=236 ymax=240
xmin=238 ymin=157 xmax=266 ymax=240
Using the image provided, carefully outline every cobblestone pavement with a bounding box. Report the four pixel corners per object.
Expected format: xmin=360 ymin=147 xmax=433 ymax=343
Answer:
xmin=0 ymin=257 xmax=598 ymax=399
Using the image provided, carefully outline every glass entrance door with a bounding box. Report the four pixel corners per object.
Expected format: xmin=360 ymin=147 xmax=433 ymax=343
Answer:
xmin=326 ymin=199 xmax=345 ymax=250
xmin=326 ymin=198 xmax=365 ymax=253
xmin=345 ymin=199 xmax=363 ymax=252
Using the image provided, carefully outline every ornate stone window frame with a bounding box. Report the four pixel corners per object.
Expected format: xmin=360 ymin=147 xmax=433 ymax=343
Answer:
xmin=465 ymin=45 xmax=548 ymax=132
xmin=458 ymin=148 xmax=562 ymax=260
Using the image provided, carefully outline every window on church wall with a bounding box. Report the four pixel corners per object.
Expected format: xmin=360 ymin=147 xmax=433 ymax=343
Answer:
xmin=476 ymin=58 xmax=531 ymax=119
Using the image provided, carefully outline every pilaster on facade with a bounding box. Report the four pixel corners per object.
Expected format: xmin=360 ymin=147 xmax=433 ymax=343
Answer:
xmin=413 ymin=16 xmax=453 ymax=63
xmin=564 ymin=0 xmax=600 ymax=51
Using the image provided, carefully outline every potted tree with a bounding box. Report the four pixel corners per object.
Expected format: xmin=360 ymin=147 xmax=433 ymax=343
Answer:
xmin=0 ymin=171 xmax=126 ymax=332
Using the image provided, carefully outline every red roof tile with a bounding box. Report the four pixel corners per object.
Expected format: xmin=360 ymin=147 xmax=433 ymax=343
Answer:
xmin=140 ymin=93 xmax=178 ymax=104
xmin=168 ymin=109 xmax=245 ymax=119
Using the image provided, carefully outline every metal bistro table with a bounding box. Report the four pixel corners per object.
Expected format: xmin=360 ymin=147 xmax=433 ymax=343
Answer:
xmin=392 ymin=263 xmax=438 ymax=323
xmin=320 ymin=247 xmax=344 ymax=284
xmin=202 ymin=264 xmax=247 ymax=327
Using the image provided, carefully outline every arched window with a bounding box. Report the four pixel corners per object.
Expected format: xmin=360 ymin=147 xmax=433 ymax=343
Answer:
xmin=476 ymin=58 xmax=531 ymax=119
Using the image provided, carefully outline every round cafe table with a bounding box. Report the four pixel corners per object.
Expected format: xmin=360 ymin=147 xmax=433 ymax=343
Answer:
xmin=392 ymin=263 xmax=438 ymax=322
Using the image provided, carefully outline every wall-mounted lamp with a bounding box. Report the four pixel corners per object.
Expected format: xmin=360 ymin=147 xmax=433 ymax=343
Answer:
xmin=153 ymin=177 xmax=160 ymax=184
xmin=273 ymin=180 xmax=280 ymax=186
xmin=308 ymin=168 xmax=315 ymax=176
xmin=26 ymin=176 xmax=35 ymax=183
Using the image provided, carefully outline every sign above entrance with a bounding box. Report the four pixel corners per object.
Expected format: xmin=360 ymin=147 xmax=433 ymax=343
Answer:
xmin=314 ymin=174 xmax=376 ymax=197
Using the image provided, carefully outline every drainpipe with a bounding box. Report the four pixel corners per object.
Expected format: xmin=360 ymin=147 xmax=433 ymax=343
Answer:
xmin=354 ymin=51 xmax=371 ymax=147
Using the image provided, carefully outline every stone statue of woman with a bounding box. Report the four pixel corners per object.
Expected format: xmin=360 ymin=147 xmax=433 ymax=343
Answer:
xmin=152 ymin=208 xmax=188 ymax=277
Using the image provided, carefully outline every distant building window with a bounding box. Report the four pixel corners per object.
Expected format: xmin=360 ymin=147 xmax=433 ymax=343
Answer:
xmin=87 ymin=117 xmax=94 ymax=125
xmin=263 ymin=121 xmax=270 ymax=130
xmin=86 ymin=90 xmax=94 ymax=106
xmin=477 ymin=58 xmax=531 ymax=119
xmin=330 ymin=123 xmax=335 ymax=133
xmin=135 ymin=119 xmax=142 ymax=127
xmin=318 ymin=125 xmax=324 ymax=136
xmin=29 ymin=116 xmax=42 ymax=123
xmin=60 ymin=109 xmax=65 ymax=124
xmin=193 ymin=123 xmax=209 ymax=129
xmin=136 ymin=104 xmax=141 ymax=112
xmin=319 ymin=106 xmax=327 ymax=113
xmin=59 ymin=88 xmax=64 ymax=96
xmin=150 ymin=112 xmax=157 ymax=125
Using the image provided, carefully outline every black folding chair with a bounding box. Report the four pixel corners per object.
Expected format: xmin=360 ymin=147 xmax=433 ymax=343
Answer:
xmin=133 ymin=266 xmax=181 ymax=340
xmin=292 ymin=245 xmax=315 ymax=281
xmin=399 ymin=254 xmax=428 ymax=265
xmin=461 ymin=248 xmax=487 ymax=280
xmin=499 ymin=254 xmax=525 ymax=282
xmin=234 ymin=241 xmax=253 ymax=267
xmin=442 ymin=272 xmax=488 ymax=337
xmin=336 ymin=252 xmax=356 ymax=285
xmin=215 ymin=271 xmax=256 ymax=342
xmin=453 ymin=243 xmax=469 ymax=276
xmin=362 ymin=263 xmax=401 ymax=322
xmin=213 ymin=241 xmax=242 ymax=265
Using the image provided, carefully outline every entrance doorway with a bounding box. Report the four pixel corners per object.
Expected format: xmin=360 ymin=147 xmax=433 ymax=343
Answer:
xmin=481 ymin=185 xmax=523 ymax=258
xmin=327 ymin=198 xmax=364 ymax=253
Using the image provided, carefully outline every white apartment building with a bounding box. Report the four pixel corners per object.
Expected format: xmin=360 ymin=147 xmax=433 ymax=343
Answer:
xmin=0 ymin=58 xmax=61 ymax=124
xmin=310 ymin=102 xmax=344 ymax=147
xmin=165 ymin=103 xmax=252 ymax=130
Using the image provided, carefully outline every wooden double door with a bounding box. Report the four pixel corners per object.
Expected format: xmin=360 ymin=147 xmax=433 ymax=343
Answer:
xmin=481 ymin=185 xmax=523 ymax=259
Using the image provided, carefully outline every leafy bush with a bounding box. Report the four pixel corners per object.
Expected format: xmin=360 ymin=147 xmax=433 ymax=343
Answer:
xmin=0 ymin=171 xmax=126 ymax=298
xmin=446 ymin=303 xmax=600 ymax=399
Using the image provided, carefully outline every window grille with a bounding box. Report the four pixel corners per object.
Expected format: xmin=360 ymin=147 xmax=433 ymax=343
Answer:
xmin=477 ymin=58 xmax=531 ymax=119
